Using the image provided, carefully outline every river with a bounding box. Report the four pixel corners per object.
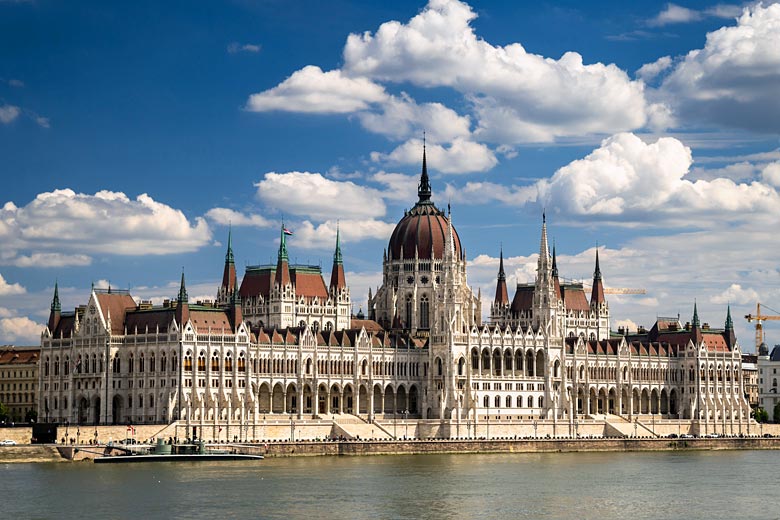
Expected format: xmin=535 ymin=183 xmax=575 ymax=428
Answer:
xmin=2 ymin=450 xmax=775 ymax=519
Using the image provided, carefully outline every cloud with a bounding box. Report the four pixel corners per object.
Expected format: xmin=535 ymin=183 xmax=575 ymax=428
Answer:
xmin=34 ymin=115 xmax=50 ymax=128
xmin=356 ymin=93 xmax=471 ymax=142
xmin=371 ymin=171 xmax=418 ymax=202
xmin=227 ymin=42 xmax=261 ymax=54
xmin=0 ymin=316 xmax=42 ymax=343
xmin=649 ymin=3 xmax=742 ymax=26
xmin=711 ymin=283 xmax=760 ymax=305
xmin=536 ymin=132 xmax=780 ymax=225
xmin=658 ymin=4 xmax=780 ymax=133
xmin=1 ymin=253 xmax=92 ymax=268
xmin=246 ymin=66 xmax=387 ymax=114
xmin=0 ymin=104 xmax=21 ymax=124
xmin=0 ymin=189 xmax=211 ymax=259
xmin=291 ymin=219 xmax=396 ymax=250
xmin=255 ymin=171 xmax=386 ymax=220
xmin=7 ymin=79 xmax=24 ymax=87
xmin=0 ymin=274 xmax=25 ymax=295
xmin=636 ymin=56 xmax=672 ymax=82
xmin=761 ymin=162 xmax=780 ymax=187
xmin=343 ymin=0 xmax=651 ymax=143
xmin=649 ymin=4 xmax=703 ymax=26
xmin=205 ymin=207 xmax=271 ymax=228
xmin=443 ymin=181 xmax=536 ymax=206
xmin=371 ymin=138 xmax=497 ymax=174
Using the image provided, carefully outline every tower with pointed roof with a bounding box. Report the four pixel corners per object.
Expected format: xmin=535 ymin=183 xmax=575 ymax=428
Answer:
xmin=589 ymin=249 xmax=610 ymax=340
xmin=175 ymin=271 xmax=190 ymax=327
xmin=329 ymin=225 xmax=351 ymax=330
xmin=532 ymin=213 xmax=560 ymax=336
xmin=47 ymin=281 xmax=61 ymax=334
xmin=217 ymin=227 xmax=238 ymax=306
xmin=490 ymin=247 xmax=510 ymax=323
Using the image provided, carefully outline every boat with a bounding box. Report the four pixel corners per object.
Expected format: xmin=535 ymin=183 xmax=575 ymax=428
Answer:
xmin=90 ymin=439 xmax=264 ymax=463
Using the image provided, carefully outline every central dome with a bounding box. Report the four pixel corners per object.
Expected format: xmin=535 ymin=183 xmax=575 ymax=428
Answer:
xmin=387 ymin=147 xmax=462 ymax=261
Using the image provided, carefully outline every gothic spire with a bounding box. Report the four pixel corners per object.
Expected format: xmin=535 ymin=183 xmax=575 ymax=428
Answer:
xmin=552 ymin=244 xmax=558 ymax=278
xmin=725 ymin=303 xmax=734 ymax=331
xmin=221 ymin=227 xmax=237 ymax=295
xmin=178 ymin=271 xmax=188 ymax=304
xmin=417 ymin=135 xmax=432 ymax=204
xmin=226 ymin=225 xmax=234 ymax=263
xmin=494 ymin=246 xmax=509 ymax=306
xmin=51 ymin=281 xmax=61 ymax=313
xmin=590 ymin=249 xmax=605 ymax=306
xmin=333 ymin=223 xmax=343 ymax=265
xmin=278 ymin=223 xmax=289 ymax=262
xmin=692 ymin=300 xmax=700 ymax=328
xmin=725 ymin=303 xmax=736 ymax=349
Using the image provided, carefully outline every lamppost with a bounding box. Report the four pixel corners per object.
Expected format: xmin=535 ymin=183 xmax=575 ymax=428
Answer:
xmin=533 ymin=420 xmax=538 ymax=439
xmin=467 ymin=419 xmax=471 ymax=439
xmin=404 ymin=409 xmax=409 ymax=439
xmin=574 ymin=419 xmax=579 ymax=439
xmin=393 ymin=411 xmax=397 ymax=440
xmin=290 ymin=415 xmax=295 ymax=442
xmin=634 ymin=418 xmax=638 ymax=438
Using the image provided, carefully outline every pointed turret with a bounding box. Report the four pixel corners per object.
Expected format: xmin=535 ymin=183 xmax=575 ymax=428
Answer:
xmin=552 ymin=244 xmax=562 ymax=299
xmin=691 ymin=300 xmax=703 ymax=344
xmin=725 ymin=304 xmax=736 ymax=349
xmin=590 ymin=249 xmax=605 ymax=306
xmin=538 ymin=212 xmax=551 ymax=274
xmin=275 ymin=224 xmax=291 ymax=287
xmin=221 ymin=226 xmax=237 ymax=294
xmin=330 ymin=224 xmax=346 ymax=291
xmin=176 ymin=271 xmax=190 ymax=326
xmin=417 ymin=136 xmax=432 ymax=204
xmin=229 ymin=287 xmax=243 ymax=332
xmin=494 ymin=247 xmax=509 ymax=306
xmin=47 ymin=281 xmax=61 ymax=333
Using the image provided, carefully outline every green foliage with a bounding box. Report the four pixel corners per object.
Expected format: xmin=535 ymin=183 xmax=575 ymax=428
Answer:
xmin=0 ymin=401 xmax=9 ymax=422
xmin=753 ymin=407 xmax=769 ymax=423
xmin=773 ymin=402 xmax=780 ymax=424
xmin=25 ymin=409 xmax=38 ymax=423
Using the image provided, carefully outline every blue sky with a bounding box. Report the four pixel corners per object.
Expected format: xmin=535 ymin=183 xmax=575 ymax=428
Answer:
xmin=1 ymin=0 xmax=780 ymax=349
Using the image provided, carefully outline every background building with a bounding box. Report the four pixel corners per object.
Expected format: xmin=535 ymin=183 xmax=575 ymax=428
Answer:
xmin=0 ymin=345 xmax=39 ymax=423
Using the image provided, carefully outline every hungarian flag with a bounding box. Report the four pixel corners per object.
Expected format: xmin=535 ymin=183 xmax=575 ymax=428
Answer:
xmin=127 ymin=425 xmax=135 ymax=435
xmin=283 ymin=227 xmax=293 ymax=236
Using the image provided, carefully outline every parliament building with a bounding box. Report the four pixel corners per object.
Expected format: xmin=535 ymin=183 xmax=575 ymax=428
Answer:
xmin=38 ymin=149 xmax=753 ymax=439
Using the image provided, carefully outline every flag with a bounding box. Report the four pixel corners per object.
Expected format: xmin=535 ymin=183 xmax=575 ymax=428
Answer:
xmin=283 ymin=228 xmax=293 ymax=236
xmin=127 ymin=425 xmax=135 ymax=435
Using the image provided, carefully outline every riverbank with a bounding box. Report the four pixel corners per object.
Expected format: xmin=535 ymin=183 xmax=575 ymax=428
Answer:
xmin=4 ymin=436 xmax=780 ymax=463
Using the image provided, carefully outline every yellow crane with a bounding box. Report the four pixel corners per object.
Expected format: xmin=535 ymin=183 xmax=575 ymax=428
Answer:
xmin=581 ymin=284 xmax=646 ymax=295
xmin=745 ymin=302 xmax=780 ymax=351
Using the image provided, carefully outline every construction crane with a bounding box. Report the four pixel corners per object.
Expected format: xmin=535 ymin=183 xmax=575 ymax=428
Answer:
xmin=581 ymin=283 xmax=646 ymax=295
xmin=745 ymin=302 xmax=780 ymax=351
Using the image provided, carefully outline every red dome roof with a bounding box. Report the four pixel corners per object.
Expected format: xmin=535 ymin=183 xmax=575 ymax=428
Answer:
xmin=388 ymin=202 xmax=462 ymax=261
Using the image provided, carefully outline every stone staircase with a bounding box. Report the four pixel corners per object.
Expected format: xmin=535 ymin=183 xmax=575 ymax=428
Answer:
xmin=599 ymin=414 xmax=659 ymax=437
xmin=332 ymin=415 xmax=393 ymax=440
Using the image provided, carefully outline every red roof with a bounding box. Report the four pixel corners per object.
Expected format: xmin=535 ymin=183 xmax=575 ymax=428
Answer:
xmin=96 ymin=292 xmax=137 ymax=335
xmin=510 ymin=285 xmax=534 ymax=313
xmin=561 ymin=285 xmax=590 ymax=311
xmin=388 ymin=203 xmax=462 ymax=261
xmin=0 ymin=347 xmax=40 ymax=365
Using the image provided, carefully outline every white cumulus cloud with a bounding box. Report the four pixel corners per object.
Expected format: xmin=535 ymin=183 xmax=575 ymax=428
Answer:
xmin=371 ymin=138 xmax=497 ymax=174
xmin=246 ymin=66 xmax=387 ymax=114
xmin=0 ymin=316 xmax=42 ymax=344
xmin=658 ymin=3 xmax=780 ymax=133
xmin=255 ymin=171 xmax=387 ymax=220
xmin=0 ymin=104 xmax=21 ymax=124
xmin=205 ymin=207 xmax=271 ymax=228
xmin=291 ymin=219 xmax=397 ymax=250
xmin=0 ymin=274 xmax=25 ymax=295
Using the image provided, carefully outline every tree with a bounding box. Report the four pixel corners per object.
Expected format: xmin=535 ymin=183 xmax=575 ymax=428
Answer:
xmin=774 ymin=402 xmax=780 ymax=424
xmin=753 ymin=407 xmax=769 ymax=423
xmin=25 ymin=409 xmax=37 ymax=423
xmin=0 ymin=401 xmax=9 ymax=423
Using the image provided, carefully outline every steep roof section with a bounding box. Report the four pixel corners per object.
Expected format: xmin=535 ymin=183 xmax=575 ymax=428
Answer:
xmin=561 ymin=284 xmax=590 ymax=311
xmin=95 ymin=291 xmax=137 ymax=335
xmin=590 ymin=249 xmax=605 ymax=306
xmin=221 ymin=227 xmax=237 ymax=293
xmin=124 ymin=308 xmax=176 ymax=334
xmin=329 ymin=225 xmax=346 ymax=291
xmin=510 ymin=285 xmax=535 ymax=313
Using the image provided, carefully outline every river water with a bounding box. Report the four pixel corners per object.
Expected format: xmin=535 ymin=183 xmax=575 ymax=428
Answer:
xmin=2 ymin=450 xmax=776 ymax=519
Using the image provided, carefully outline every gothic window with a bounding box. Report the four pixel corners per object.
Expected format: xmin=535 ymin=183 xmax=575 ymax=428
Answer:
xmin=538 ymin=396 xmax=544 ymax=408
xmin=527 ymin=396 xmax=534 ymax=407
xmin=505 ymin=396 xmax=512 ymax=408
xmin=64 ymin=356 xmax=70 ymax=375
xmin=211 ymin=354 xmax=219 ymax=371
xmin=238 ymin=353 xmax=246 ymax=372
xmin=405 ymin=295 xmax=413 ymax=328
xmin=161 ymin=353 xmax=167 ymax=373
xmin=420 ymin=295 xmax=430 ymax=329
xmin=299 ymin=320 xmax=307 ymax=329
xmin=150 ymin=353 xmax=156 ymax=373
xmin=44 ymin=357 xmax=50 ymax=377
xmin=471 ymin=349 xmax=479 ymax=370
xmin=197 ymin=353 xmax=206 ymax=372
xmin=225 ymin=353 xmax=233 ymax=372
xmin=91 ymin=355 xmax=97 ymax=374
xmin=149 ymin=395 xmax=154 ymax=408
xmin=325 ymin=321 xmax=333 ymax=331
xmin=516 ymin=396 xmax=523 ymax=407
xmin=483 ymin=395 xmax=489 ymax=408
xmin=128 ymin=354 xmax=134 ymax=374
xmin=139 ymin=353 xmax=145 ymax=373
xmin=312 ymin=321 xmax=320 ymax=334
xmin=437 ymin=357 xmax=443 ymax=376
xmin=494 ymin=395 xmax=501 ymax=408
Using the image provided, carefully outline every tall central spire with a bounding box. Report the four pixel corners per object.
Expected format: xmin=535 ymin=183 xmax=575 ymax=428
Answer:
xmin=278 ymin=223 xmax=289 ymax=262
xmin=418 ymin=134 xmax=432 ymax=204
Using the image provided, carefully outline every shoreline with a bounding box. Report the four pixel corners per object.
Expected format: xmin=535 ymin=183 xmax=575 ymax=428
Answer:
xmin=3 ymin=437 xmax=780 ymax=463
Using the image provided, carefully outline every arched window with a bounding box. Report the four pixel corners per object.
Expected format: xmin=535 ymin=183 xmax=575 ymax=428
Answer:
xmin=211 ymin=354 xmax=219 ymax=371
xmin=238 ymin=353 xmax=246 ymax=372
xmin=197 ymin=353 xmax=206 ymax=372
xmin=419 ymin=295 xmax=429 ymax=329
xmin=128 ymin=354 xmax=134 ymax=374
xmin=483 ymin=395 xmax=490 ymax=408
xmin=184 ymin=353 xmax=192 ymax=372
xmin=44 ymin=357 xmax=50 ymax=377
xmin=91 ymin=355 xmax=97 ymax=374
xmin=505 ymin=395 xmax=512 ymax=408
xmin=324 ymin=321 xmax=333 ymax=331
xmin=161 ymin=352 xmax=167 ymax=373
xmin=494 ymin=395 xmax=501 ymax=408
xmin=516 ymin=396 xmax=523 ymax=407
xmin=225 ymin=353 xmax=233 ymax=372
xmin=405 ymin=295 xmax=413 ymax=328
xmin=527 ymin=396 xmax=534 ymax=408
xmin=150 ymin=353 xmax=156 ymax=373
xmin=149 ymin=395 xmax=154 ymax=408
xmin=139 ymin=353 xmax=145 ymax=373
xmin=437 ymin=358 xmax=443 ymax=376
xmin=538 ymin=396 xmax=544 ymax=408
